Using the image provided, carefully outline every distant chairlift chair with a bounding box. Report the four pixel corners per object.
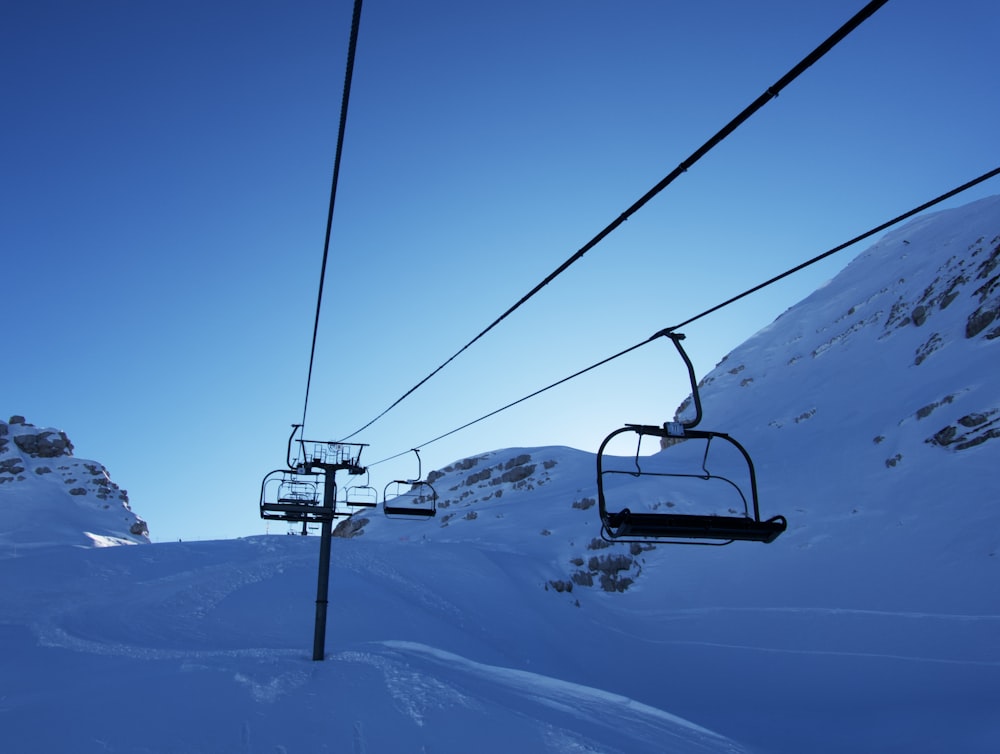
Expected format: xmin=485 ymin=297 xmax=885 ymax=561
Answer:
xmin=343 ymin=469 xmax=379 ymax=510
xmin=383 ymin=449 xmax=437 ymax=519
xmin=259 ymin=470 xmax=338 ymax=524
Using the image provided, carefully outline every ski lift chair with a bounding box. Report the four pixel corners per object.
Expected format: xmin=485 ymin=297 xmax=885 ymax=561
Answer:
xmin=596 ymin=331 xmax=786 ymax=545
xmin=382 ymin=449 xmax=437 ymax=518
xmin=259 ymin=469 xmax=338 ymax=523
xmin=343 ymin=470 xmax=379 ymax=509
xmin=382 ymin=480 xmax=437 ymax=518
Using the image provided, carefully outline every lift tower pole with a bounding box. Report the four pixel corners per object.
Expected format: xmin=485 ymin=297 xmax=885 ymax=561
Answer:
xmin=312 ymin=464 xmax=337 ymax=660
xmin=300 ymin=439 xmax=366 ymax=661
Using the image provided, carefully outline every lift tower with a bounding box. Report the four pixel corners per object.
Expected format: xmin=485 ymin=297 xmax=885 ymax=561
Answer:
xmin=259 ymin=425 xmax=367 ymax=660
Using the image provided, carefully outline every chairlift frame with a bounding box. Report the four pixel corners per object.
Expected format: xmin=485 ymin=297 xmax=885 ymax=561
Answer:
xmin=286 ymin=424 xmax=367 ymax=476
xmin=596 ymin=331 xmax=786 ymax=545
xmin=260 ymin=469 xmax=336 ymax=524
xmin=383 ymin=449 xmax=437 ymax=519
xmin=342 ymin=468 xmax=379 ymax=509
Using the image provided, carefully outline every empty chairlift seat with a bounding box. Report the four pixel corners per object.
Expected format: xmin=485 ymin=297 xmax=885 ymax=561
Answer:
xmin=595 ymin=330 xmax=786 ymax=546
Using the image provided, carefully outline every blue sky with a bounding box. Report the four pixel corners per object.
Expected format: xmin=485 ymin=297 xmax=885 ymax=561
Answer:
xmin=4 ymin=0 xmax=998 ymax=542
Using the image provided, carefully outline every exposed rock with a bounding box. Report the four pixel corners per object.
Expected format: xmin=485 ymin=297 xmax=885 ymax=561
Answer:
xmin=499 ymin=464 xmax=535 ymax=485
xmin=13 ymin=430 xmax=73 ymax=458
xmin=504 ymin=454 xmax=532 ymax=470
xmin=130 ymin=520 xmax=149 ymax=537
xmin=549 ymin=549 xmax=641 ymax=592
xmin=333 ymin=516 xmax=369 ymax=538
xmin=587 ymin=553 xmax=632 ymax=573
xmin=915 ymin=333 xmax=944 ymax=365
xmin=958 ymin=412 xmax=990 ymax=428
xmin=571 ymin=571 xmax=593 ymax=587
xmin=464 ymin=468 xmax=492 ymax=486
xmin=926 ymin=409 xmax=1000 ymax=451
xmin=915 ymin=394 xmax=955 ymax=420
xmin=966 ymin=304 xmax=999 ymax=339
xmin=1 ymin=458 xmax=26 ymax=475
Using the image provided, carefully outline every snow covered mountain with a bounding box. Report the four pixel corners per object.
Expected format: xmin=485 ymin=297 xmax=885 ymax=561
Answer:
xmin=0 ymin=415 xmax=148 ymax=549
xmin=350 ymin=195 xmax=1000 ymax=603
xmin=1 ymin=196 xmax=998 ymax=753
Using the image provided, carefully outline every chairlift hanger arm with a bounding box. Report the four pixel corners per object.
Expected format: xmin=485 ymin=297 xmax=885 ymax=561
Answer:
xmin=648 ymin=329 xmax=703 ymax=429
xmin=411 ymin=448 xmax=422 ymax=482
xmin=287 ymin=424 xmax=303 ymax=469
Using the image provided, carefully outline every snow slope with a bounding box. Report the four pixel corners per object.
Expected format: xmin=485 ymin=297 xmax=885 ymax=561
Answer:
xmin=2 ymin=196 xmax=999 ymax=753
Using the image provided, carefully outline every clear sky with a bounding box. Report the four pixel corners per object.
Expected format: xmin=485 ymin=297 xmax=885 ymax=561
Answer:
xmin=4 ymin=0 xmax=998 ymax=542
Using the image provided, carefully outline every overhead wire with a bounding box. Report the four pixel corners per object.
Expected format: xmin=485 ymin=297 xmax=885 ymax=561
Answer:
xmin=300 ymin=0 xmax=365 ymax=435
xmin=367 ymin=338 xmax=653 ymax=467
xmin=670 ymin=166 xmax=1000 ymax=332
xmin=365 ymin=164 xmax=1000 ymax=467
xmin=337 ymin=0 xmax=892 ymax=443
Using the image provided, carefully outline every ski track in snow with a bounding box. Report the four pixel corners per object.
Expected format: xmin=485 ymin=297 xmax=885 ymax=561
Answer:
xmin=601 ymin=605 xmax=1000 ymax=666
xmin=335 ymin=648 xmax=479 ymax=729
xmin=34 ymin=623 xmax=302 ymax=661
xmin=633 ymin=638 xmax=1000 ymax=667
xmin=628 ymin=605 xmax=1000 ymax=622
xmin=377 ymin=640 xmax=749 ymax=753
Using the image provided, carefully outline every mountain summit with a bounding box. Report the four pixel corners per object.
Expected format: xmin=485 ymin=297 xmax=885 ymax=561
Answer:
xmin=0 ymin=415 xmax=149 ymax=549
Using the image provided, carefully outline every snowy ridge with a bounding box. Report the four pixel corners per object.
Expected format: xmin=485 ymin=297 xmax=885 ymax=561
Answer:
xmin=670 ymin=196 xmax=1000 ymax=595
xmin=340 ymin=445 xmax=653 ymax=594
xmin=685 ymin=195 xmax=1000 ymax=443
xmin=0 ymin=415 xmax=148 ymax=551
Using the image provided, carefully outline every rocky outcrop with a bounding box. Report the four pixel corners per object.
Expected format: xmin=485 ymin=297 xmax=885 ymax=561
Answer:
xmin=926 ymin=409 xmax=1000 ymax=451
xmin=333 ymin=516 xmax=368 ymax=539
xmin=13 ymin=429 xmax=73 ymax=458
xmin=432 ymin=451 xmax=556 ymax=511
xmin=0 ymin=416 xmax=149 ymax=546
